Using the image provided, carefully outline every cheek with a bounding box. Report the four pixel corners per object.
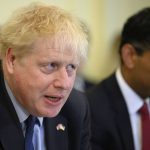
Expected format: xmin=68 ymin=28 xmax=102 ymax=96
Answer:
xmin=70 ymin=76 xmax=76 ymax=88
xmin=13 ymin=70 xmax=43 ymax=97
xmin=67 ymin=78 xmax=76 ymax=94
xmin=134 ymin=62 xmax=150 ymax=86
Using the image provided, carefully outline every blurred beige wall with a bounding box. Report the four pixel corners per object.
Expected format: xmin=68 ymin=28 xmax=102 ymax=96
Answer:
xmin=0 ymin=0 xmax=150 ymax=83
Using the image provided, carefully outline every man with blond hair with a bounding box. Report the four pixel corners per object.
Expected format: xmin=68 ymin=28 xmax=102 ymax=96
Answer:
xmin=0 ymin=3 xmax=90 ymax=150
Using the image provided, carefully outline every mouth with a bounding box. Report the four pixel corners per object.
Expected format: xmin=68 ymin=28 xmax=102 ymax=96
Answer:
xmin=44 ymin=95 xmax=64 ymax=105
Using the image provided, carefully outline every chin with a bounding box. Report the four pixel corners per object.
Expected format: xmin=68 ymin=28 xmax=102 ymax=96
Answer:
xmin=46 ymin=112 xmax=60 ymax=118
xmin=44 ymin=108 xmax=62 ymax=118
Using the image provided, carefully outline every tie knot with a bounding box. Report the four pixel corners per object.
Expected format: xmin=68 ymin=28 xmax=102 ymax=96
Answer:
xmin=25 ymin=115 xmax=38 ymax=132
xmin=139 ymin=103 xmax=149 ymax=117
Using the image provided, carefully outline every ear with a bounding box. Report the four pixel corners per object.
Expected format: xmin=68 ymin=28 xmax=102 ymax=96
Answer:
xmin=5 ymin=48 xmax=16 ymax=73
xmin=121 ymin=44 xmax=137 ymax=69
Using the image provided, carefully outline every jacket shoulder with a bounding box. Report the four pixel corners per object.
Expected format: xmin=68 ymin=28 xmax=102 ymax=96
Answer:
xmin=62 ymin=89 xmax=88 ymax=119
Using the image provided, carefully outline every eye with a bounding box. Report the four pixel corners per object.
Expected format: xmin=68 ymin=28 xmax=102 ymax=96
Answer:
xmin=66 ymin=64 xmax=77 ymax=76
xmin=41 ymin=63 xmax=57 ymax=74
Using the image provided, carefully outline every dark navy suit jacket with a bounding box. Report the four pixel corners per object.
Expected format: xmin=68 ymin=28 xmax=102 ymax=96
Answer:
xmin=86 ymin=73 xmax=135 ymax=150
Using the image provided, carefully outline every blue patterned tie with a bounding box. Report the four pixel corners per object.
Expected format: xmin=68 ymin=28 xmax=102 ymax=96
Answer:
xmin=25 ymin=115 xmax=36 ymax=150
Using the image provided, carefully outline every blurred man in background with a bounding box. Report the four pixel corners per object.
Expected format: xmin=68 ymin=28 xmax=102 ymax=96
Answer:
xmin=87 ymin=7 xmax=150 ymax=150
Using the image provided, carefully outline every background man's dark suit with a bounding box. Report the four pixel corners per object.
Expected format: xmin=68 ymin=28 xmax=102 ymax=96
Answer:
xmin=0 ymin=70 xmax=90 ymax=150
xmin=86 ymin=73 xmax=135 ymax=150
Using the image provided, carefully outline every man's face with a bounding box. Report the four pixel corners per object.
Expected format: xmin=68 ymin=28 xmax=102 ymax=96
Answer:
xmin=131 ymin=50 xmax=150 ymax=98
xmin=7 ymin=38 xmax=78 ymax=117
xmin=121 ymin=44 xmax=150 ymax=98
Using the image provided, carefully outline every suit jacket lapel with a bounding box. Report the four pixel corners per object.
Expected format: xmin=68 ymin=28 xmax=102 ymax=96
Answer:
xmin=0 ymin=95 xmax=24 ymax=150
xmin=44 ymin=115 xmax=69 ymax=150
xmin=106 ymin=74 xmax=135 ymax=150
xmin=0 ymin=120 xmax=24 ymax=150
xmin=115 ymin=111 xmax=135 ymax=150
xmin=0 ymin=69 xmax=24 ymax=150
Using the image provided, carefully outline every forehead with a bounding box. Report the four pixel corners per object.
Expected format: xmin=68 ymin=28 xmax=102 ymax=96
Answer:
xmin=32 ymin=37 xmax=75 ymax=51
xmin=31 ymin=37 xmax=79 ymax=63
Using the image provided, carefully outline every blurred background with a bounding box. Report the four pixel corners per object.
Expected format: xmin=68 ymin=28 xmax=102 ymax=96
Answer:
xmin=0 ymin=0 xmax=150 ymax=87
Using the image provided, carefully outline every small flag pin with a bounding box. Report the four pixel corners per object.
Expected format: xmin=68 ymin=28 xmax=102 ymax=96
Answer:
xmin=56 ymin=123 xmax=65 ymax=131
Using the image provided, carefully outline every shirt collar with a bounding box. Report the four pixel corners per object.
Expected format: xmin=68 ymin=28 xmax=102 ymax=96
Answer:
xmin=115 ymin=68 xmax=144 ymax=114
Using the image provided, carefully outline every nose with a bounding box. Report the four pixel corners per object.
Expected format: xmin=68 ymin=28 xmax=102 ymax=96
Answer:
xmin=53 ymin=68 xmax=71 ymax=90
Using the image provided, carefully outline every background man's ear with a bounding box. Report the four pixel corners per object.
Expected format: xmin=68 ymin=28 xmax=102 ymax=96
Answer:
xmin=121 ymin=44 xmax=137 ymax=69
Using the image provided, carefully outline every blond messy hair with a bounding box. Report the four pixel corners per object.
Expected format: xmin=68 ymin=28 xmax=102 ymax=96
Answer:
xmin=0 ymin=2 xmax=88 ymax=63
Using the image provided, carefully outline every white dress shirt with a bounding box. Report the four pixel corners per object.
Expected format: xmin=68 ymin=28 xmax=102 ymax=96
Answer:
xmin=116 ymin=68 xmax=150 ymax=150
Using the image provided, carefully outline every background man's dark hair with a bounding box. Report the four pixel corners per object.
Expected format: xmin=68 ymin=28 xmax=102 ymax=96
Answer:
xmin=119 ymin=7 xmax=150 ymax=55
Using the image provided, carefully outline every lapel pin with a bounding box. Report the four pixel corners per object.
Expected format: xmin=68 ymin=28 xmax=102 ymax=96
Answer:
xmin=56 ymin=123 xmax=65 ymax=131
